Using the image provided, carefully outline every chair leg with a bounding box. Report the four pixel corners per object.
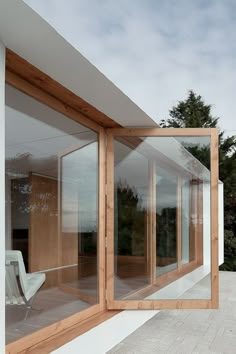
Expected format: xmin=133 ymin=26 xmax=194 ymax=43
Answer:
xmin=24 ymin=303 xmax=31 ymax=321
xmin=24 ymin=294 xmax=41 ymax=320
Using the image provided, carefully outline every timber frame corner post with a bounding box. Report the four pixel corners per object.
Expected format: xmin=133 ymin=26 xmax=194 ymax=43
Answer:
xmin=106 ymin=127 xmax=219 ymax=310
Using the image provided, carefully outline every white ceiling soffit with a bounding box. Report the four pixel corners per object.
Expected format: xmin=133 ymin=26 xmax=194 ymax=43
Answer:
xmin=0 ymin=0 xmax=158 ymax=128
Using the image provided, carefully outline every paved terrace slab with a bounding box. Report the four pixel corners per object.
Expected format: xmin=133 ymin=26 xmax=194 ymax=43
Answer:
xmin=108 ymin=272 xmax=236 ymax=354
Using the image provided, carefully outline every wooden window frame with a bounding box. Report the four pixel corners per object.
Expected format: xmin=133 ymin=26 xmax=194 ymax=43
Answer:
xmin=4 ymin=49 xmax=219 ymax=353
xmin=113 ymin=135 xmax=204 ymax=286
xmin=106 ymin=128 xmax=219 ymax=310
xmin=108 ymin=134 xmax=204 ymax=300
xmin=5 ymin=50 xmax=107 ymax=354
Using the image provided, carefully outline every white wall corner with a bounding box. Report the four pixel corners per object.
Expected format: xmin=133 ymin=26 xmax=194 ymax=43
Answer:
xmin=0 ymin=37 xmax=5 ymax=353
xmin=203 ymin=182 xmax=211 ymax=265
xmin=219 ymin=182 xmax=224 ymax=265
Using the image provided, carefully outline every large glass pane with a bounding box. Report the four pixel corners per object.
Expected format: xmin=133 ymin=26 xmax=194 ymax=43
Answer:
xmin=60 ymin=143 xmax=98 ymax=301
xmin=181 ymin=178 xmax=190 ymax=265
xmin=113 ymin=135 xmax=211 ymax=301
xmin=5 ymin=84 xmax=99 ymax=343
xmin=114 ymin=140 xmax=150 ymax=299
xmin=156 ymin=167 xmax=178 ymax=276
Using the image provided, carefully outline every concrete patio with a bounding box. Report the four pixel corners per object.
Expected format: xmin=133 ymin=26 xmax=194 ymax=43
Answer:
xmin=108 ymin=271 xmax=236 ymax=354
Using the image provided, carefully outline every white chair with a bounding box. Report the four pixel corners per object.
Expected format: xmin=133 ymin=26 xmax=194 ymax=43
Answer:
xmin=5 ymin=250 xmax=46 ymax=318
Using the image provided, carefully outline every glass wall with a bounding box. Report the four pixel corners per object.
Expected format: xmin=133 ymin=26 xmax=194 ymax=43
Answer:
xmin=5 ymin=84 xmax=99 ymax=343
xmin=156 ymin=167 xmax=178 ymax=276
xmin=114 ymin=140 xmax=150 ymax=299
xmin=113 ymin=135 xmax=211 ymax=301
xmin=181 ymin=178 xmax=190 ymax=265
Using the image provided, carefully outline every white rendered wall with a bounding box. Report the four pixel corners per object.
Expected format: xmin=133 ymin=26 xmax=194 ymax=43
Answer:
xmin=0 ymin=38 xmax=5 ymax=354
xmin=219 ymin=183 xmax=224 ymax=265
xmin=203 ymin=181 xmax=224 ymax=266
xmin=203 ymin=182 xmax=211 ymax=265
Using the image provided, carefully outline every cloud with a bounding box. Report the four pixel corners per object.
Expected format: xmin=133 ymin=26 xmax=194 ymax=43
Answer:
xmin=25 ymin=0 xmax=236 ymax=135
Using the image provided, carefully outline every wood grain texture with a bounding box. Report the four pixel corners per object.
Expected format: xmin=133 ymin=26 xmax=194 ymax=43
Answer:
xmin=106 ymin=127 xmax=218 ymax=310
xmin=5 ymin=53 xmax=107 ymax=351
xmin=106 ymin=132 xmax=115 ymax=307
xmin=196 ymin=182 xmax=203 ymax=265
xmin=6 ymin=70 xmax=101 ymax=133
xmin=6 ymin=49 xmax=119 ymax=129
xmin=210 ymin=128 xmax=219 ymax=308
xmin=29 ymin=174 xmax=59 ymax=272
xmin=108 ymin=299 xmax=212 ymax=310
xmin=17 ymin=310 xmax=120 ymax=354
xmin=5 ymin=304 xmax=102 ymax=354
xmin=98 ymin=128 xmax=106 ymax=310
xmin=107 ymin=128 xmax=212 ymax=137
xmin=5 ymin=50 xmax=219 ymax=352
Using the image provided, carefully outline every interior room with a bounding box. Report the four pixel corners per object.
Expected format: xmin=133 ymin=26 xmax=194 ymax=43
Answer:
xmin=5 ymin=84 xmax=99 ymax=343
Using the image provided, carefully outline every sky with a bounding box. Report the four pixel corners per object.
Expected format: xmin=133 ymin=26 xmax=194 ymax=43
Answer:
xmin=25 ymin=0 xmax=236 ymax=136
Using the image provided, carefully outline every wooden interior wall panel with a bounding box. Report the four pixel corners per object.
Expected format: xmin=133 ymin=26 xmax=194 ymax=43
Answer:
xmin=60 ymin=232 xmax=78 ymax=267
xmin=29 ymin=174 xmax=59 ymax=273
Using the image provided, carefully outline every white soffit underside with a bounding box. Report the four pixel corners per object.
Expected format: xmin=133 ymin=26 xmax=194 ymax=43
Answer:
xmin=0 ymin=0 xmax=158 ymax=128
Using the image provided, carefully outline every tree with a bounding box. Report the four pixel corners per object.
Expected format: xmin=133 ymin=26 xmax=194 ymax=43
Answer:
xmin=160 ymin=90 xmax=236 ymax=270
xmin=116 ymin=181 xmax=146 ymax=256
xmin=160 ymin=91 xmax=219 ymax=129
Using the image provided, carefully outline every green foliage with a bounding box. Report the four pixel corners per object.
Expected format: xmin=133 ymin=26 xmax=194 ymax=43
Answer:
xmin=116 ymin=180 xmax=177 ymax=259
xmin=156 ymin=207 xmax=177 ymax=259
xmin=116 ymin=181 xmax=146 ymax=256
xmin=160 ymin=90 xmax=219 ymax=129
xmin=220 ymin=230 xmax=236 ymax=271
xmin=160 ymin=90 xmax=236 ymax=271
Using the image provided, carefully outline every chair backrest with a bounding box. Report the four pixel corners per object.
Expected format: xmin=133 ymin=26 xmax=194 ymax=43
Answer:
xmin=5 ymin=250 xmax=27 ymax=305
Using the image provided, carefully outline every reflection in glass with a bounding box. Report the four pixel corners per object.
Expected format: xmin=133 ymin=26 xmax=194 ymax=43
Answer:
xmin=114 ymin=140 xmax=150 ymax=299
xmin=61 ymin=142 xmax=98 ymax=301
xmin=5 ymin=84 xmax=98 ymax=343
xmin=181 ymin=179 xmax=190 ymax=265
xmin=113 ymin=135 xmax=211 ymax=301
xmin=156 ymin=167 xmax=178 ymax=276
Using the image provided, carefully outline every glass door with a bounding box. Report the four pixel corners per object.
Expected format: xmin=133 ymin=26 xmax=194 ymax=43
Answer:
xmin=59 ymin=139 xmax=99 ymax=305
xmin=106 ymin=128 xmax=219 ymax=309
